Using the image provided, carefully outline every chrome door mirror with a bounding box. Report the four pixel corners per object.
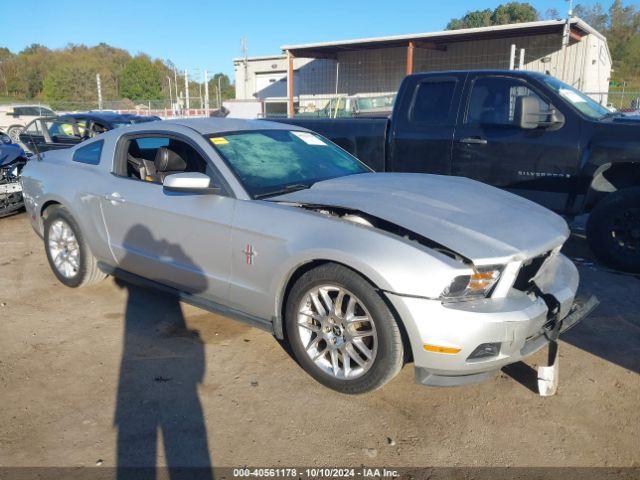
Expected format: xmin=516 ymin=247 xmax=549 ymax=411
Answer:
xmin=163 ymin=172 xmax=220 ymax=194
xmin=516 ymin=96 xmax=565 ymax=130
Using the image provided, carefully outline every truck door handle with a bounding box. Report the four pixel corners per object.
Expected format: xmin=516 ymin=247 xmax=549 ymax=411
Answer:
xmin=460 ymin=137 xmax=488 ymax=145
xmin=105 ymin=192 xmax=125 ymax=204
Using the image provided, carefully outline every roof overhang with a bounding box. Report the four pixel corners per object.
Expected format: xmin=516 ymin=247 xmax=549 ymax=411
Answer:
xmin=282 ymin=18 xmax=604 ymax=58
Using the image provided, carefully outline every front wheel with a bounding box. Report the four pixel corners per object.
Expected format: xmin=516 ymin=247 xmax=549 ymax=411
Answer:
xmin=43 ymin=206 xmax=107 ymax=287
xmin=586 ymin=187 xmax=640 ymax=273
xmin=285 ymin=263 xmax=404 ymax=394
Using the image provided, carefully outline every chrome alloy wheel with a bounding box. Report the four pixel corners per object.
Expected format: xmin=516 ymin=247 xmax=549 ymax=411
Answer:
xmin=297 ymin=285 xmax=378 ymax=380
xmin=48 ymin=219 xmax=80 ymax=278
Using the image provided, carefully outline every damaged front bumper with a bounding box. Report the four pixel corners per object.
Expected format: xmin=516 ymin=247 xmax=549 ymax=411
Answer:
xmin=385 ymin=252 xmax=598 ymax=387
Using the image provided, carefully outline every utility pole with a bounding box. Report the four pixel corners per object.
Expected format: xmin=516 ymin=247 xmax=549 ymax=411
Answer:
xmin=184 ymin=69 xmax=190 ymax=115
xmin=217 ymin=75 xmax=222 ymax=110
xmin=561 ymin=0 xmax=574 ymax=82
xmin=204 ymin=70 xmax=210 ymax=116
xmin=241 ymin=36 xmax=248 ymax=99
xmin=166 ymin=76 xmax=173 ymax=116
xmin=96 ymin=74 xmax=103 ymax=111
xmin=173 ymin=68 xmax=179 ymax=115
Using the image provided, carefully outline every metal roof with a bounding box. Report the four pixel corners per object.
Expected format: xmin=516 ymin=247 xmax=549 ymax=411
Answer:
xmin=233 ymin=54 xmax=286 ymax=63
xmin=281 ymin=18 xmax=604 ymax=57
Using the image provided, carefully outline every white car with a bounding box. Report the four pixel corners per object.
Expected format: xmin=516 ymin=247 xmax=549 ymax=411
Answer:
xmin=0 ymin=104 xmax=55 ymax=142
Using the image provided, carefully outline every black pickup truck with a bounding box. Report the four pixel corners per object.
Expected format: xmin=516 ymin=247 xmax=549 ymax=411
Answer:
xmin=275 ymin=70 xmax=640 ymax=273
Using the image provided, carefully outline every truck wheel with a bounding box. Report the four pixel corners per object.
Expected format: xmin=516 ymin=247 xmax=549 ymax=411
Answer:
xmin=7 ymin=125 xmax=23 ymax=143
xmin=586 ymin=187 xmax=640 ymax=273
xmin=285 ymin=263 xmax=404 ymax=394
xmin=43 ymin=206 xmax=107 ymax=287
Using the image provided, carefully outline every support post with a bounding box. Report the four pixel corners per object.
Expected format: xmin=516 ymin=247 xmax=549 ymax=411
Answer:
xmin=519 ymin=48 xmax=525 ymax=70
xmin=287 ymin=51 xmax=295 ymax=118
xmin=509 ymin=44 xmax=516 ymax=70
xmin=406 ymin=41 xmax=415 ymax=75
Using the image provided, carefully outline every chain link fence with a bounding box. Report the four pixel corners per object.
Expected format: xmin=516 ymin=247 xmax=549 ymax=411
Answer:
xmin=42 ymin=96 xmax=226 ymax=118
xmin=585 ymin=91 xmax=640 ymax=112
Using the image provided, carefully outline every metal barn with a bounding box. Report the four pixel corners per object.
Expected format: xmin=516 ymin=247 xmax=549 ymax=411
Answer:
xmin=233 ymin=18 xmax=611 ymax=117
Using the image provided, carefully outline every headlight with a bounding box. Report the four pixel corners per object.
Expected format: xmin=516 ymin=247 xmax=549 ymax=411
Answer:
xmin=440 ymin=266 xmax=502 ymax=301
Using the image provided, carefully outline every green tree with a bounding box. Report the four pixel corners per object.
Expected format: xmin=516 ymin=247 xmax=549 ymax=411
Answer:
xmin=491 ymin=2 xmax=538 ymax=25
xmin=574 ymin=3 xmax=609 ymax=31
xmin=208 ymin=73 xmax=235 ymax=102
xmin=42 ymin=63 xmax=97 ymax=102
xmin=446 ymin=2 xmax=538 ymax=30
xmin=118 ymin=55 xmax=164 ymax=101
xmin=574 ymin=1 xmax=640 ymax=85
xmin=447 ymin=9 xmax=493 ymax=29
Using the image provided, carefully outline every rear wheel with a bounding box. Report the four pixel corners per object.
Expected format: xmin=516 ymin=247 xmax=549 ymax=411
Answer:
xmin=586 ymin=187 xmax=640 ymax=273
xmin=43 ymin=206 xmax=107 ymax=287
xmin=285 ymin=263 xmax=404 ymax=394
xmin=7 ymin=125 xmax=23 ymax=143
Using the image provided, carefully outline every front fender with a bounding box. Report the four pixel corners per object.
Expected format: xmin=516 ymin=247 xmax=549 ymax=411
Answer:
xmin=263 ymin=207 xmax=471 ymax=323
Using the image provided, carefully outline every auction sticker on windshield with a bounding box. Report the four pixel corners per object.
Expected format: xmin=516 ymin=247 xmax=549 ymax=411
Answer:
xmin=291 ymin=131 xmax=327 ymax=146
xmin=210 ymin=137 xmax=229 ymax=145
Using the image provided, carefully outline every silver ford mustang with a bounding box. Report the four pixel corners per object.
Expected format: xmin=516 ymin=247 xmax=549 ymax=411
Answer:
xmin=20 ymin=118 xmax=592 ymax=393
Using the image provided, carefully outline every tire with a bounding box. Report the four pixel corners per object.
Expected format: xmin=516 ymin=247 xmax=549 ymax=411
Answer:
xmin=43 ymin=206 xmax=107 ymax=287
xmin=586 ymin=187 xmax=640 ymax=273
xmin=285 ymin=263 xmax=404 ymax=394
xmin=7 ymin=125 xmax=23 ymax=143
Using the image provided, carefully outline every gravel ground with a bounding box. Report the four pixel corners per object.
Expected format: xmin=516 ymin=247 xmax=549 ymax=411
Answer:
xmin=0 ymin=211 xmax=638 ymax=469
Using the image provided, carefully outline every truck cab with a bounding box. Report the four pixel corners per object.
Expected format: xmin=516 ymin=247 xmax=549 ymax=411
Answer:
xmin=277 ymin=70 xmax=640 ymax=273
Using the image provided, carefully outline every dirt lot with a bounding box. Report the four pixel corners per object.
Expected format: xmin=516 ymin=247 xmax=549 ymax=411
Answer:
xmin=1 ymin=211 xmax=639 ymax=470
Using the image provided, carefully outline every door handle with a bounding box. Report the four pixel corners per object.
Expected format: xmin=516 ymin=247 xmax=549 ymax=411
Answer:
xmin=105 ymin=192 xmax=125 ymax=204
xmin=459 ymin=137 xmax=488 ymax=145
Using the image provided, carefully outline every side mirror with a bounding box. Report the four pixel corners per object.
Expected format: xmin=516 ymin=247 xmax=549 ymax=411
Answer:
xmin=516 ymin=96 xmax=564 ymax=130
xmin=516 ymin=96 xmax=543 ymax=129
xmin=163 ymin=172 xmax=220 ymax=194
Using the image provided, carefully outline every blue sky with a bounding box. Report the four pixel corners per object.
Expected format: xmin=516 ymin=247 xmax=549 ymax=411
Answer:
xmin=2 ymin=0 xmax=612 ymax=81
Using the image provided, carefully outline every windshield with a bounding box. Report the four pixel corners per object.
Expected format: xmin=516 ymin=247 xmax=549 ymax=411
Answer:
xmin=542 ymin=76 xmax=610 ymax=120
xmin=208 ymin=129 xmax=370 ymax=198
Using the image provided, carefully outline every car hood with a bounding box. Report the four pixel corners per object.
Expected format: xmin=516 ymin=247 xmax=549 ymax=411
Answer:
xmin=271 ymin=173 xmax=569 ymax=264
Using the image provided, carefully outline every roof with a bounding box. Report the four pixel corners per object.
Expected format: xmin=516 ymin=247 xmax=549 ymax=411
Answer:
xmin=233 ymin=54 xmax=286 ymax=63
xmin=110 ymin=117 xmax=306 ymax=136
xmin=282 ymin=18 xmax=604 ymax=57
xmin=167 ymin=117 xmax=305 ymax=134
xmin=0 ymin=104 xmax=52 ymax=110
xmin=59 ymin=111 xmax=160 ymax=125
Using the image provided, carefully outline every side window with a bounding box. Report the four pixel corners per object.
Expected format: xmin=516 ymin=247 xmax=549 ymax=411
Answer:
xmin=25 ymin=120 xmax=43 ymax=135
xmin=124 ymin=136 xmax=208 ymax=184
xmin=411 ymin=80 xmax=457 ymax=124
xmin=45 ymin=120 xmax=78 ymax=138
xmin=467 ymin=76 xmax=550 ymax=126
xmin=73 ymin=140 xmax=103 ymax=165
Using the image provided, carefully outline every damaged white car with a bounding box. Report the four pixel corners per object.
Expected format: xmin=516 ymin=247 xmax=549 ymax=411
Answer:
xmin=20 ymin=119 xmax=597 ymax=393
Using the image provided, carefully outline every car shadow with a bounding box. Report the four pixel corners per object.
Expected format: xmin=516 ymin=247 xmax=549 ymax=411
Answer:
xmin=113 ymin=225 xmax=214 ymax=480
xmin=502 ymin=226 xmax=640 ymax=392
xmin=561 ymin=230 xmax=640 ymax=375
xmin=502 ymin=361 xmax=539 ymax=394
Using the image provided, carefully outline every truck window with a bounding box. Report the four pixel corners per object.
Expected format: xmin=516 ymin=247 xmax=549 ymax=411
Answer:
xmin=410 ymin=80 xmax=457 ymax=124
xmin=466 ymin=76 xmax=550 ymax=126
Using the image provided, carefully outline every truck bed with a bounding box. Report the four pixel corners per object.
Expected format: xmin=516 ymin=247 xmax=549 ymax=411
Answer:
xmin=268 ymin=117 xmax=389 ymax=171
